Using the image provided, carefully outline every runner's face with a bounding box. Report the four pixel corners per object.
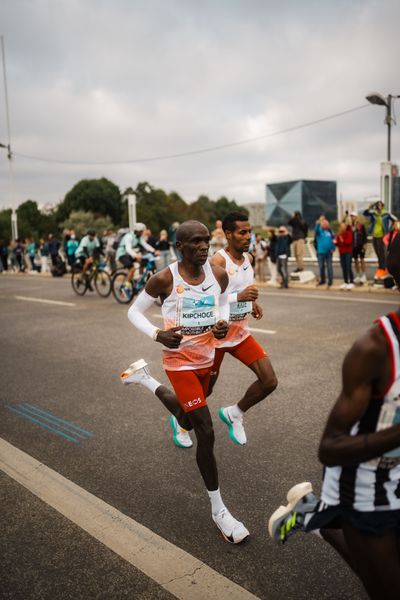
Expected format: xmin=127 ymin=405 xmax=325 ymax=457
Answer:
xmin=228 ymin=221 xmax=251 ymax=253
xmin=179 ymin=227 xmax=210 ymax=265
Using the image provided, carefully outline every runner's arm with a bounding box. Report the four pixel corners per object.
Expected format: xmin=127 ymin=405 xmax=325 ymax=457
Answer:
xmin=319 ymin=328 xmax=400 ymax=467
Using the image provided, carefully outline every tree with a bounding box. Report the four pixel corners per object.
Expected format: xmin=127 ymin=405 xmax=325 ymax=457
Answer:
xmin=57 ymin=178 xmax=122 ymax=224
xmin=14 ymin=200 xmax=59 ymax=241
xmin=0 ymin=209 xmax=12 ymax=243
xmin=59 ymin=211 xmax=113 ymax=239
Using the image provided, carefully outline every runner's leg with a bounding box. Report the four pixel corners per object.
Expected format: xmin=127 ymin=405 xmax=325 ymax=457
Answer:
xmin=238 ymin=356 xmax=278 ymax=413
xmin=342 ymin=521 xmax=400 ymax=600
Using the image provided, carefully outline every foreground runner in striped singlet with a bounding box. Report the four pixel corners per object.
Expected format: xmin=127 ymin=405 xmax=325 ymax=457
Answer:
xmin=120 ymin=220 xmax=249 ymax=544
xmin=268 ymin=234 xmax=400 ymax=599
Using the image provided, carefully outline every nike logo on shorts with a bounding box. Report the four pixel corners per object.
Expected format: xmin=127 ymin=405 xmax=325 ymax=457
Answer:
xmin=243 ymin=265 xmax=249 ymax=270
xmin=202 ymin=284 xmax=213 ymax=291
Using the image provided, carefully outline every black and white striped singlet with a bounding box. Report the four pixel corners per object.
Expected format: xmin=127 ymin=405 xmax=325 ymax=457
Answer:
xmin=321 ymin=312 xmax=400 ymax=511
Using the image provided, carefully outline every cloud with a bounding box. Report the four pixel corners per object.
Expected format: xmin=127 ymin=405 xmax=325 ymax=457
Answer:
xmin=0 ymin=0 xmax=399 ymax=212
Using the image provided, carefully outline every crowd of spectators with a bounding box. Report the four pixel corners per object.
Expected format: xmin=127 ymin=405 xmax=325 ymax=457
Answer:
xmin=1 ymin=203 xmax=398 ymax=290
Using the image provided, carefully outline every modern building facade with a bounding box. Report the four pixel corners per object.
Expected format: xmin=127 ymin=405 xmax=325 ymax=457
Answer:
xmin=266 ymin=180 xmax=337 ymax=227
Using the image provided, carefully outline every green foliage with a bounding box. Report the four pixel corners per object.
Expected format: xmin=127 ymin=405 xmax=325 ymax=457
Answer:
xmin=0 ymin=209 xmax=12 ymax=243
xmin=57 ymin=178 xmax=122 ymax=224
xmin=59 ymin=211 xmax=113 ymax=238
xmin=0 ymin=200 xmax=59 ymax=243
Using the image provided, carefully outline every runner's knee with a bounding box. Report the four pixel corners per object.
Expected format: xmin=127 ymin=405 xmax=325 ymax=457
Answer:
xmin=259 ymin=373 xmax=278 ymax=396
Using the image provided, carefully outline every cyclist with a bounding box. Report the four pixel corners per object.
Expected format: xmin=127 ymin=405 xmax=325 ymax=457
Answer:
xmin=74 ymin=229 xmax=102 ymax=289
xmin=116 ymin=223 xmax=156 ymax=291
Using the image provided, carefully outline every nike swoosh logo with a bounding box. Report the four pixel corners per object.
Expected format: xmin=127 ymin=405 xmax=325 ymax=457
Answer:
xmin=202 ymin=284 xmax=213 ymax=291
xmin=243 ymin=265 xmax=249 ymax=270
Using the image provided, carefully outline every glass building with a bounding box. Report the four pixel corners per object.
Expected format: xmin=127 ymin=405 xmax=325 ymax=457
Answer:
xmin=392 ymin=177 xmax=400 ymax=216
xmin=266 ymin=180 xmax=337 ymax=227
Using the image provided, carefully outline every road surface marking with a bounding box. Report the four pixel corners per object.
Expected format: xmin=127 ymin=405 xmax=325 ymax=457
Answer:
xmin=5 ymin=404 xmax=93 ymax=443
xmin=15 ymin=295 xmax=76 ymax=307
xmin=0 ymin=438 xmax=259 ymax=600
xmin=259 ymin=290 xmax=397 ymax=305
xmin=151 ymin=313 xmax=276 ymax=335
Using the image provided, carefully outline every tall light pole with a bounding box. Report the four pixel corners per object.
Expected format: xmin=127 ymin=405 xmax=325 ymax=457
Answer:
xmin=1 ymin=35 xmax=18 ymax=240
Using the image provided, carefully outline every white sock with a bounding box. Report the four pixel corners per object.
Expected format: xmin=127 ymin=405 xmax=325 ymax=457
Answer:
xmin=208 ymin=488 xmax=225 ymax=516
xmin=139 ymin=374 xmax=161 ymax=395
xmin=229 ymin=404 xmax=244 ymax=420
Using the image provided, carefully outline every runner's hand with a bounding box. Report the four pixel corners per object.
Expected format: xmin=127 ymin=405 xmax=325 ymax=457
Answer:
xmin=238 ymin=285 xmax=258 ymax=302
xmin=212 ymin=320 xmax=229 ymax=339
xmin=252 ymin=301 xmax=263 ymax=320
xmin=156 ymin=326 xmax=183 ymax=348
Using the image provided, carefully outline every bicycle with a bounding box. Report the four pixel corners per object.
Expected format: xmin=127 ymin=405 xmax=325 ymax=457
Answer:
xmin=111 ymin=253 xmax=157 ymax=304
xmin=71 ymin=259 xmax=112 ymax=297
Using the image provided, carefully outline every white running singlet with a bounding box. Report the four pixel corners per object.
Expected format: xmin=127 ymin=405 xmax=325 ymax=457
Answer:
xmin=216 ymin=248 xmax=254 ymax=348
xmin=321 ymin=313 xmax=400 ymax=511
xmin=161 ymin=261 xmax=221 ymax=371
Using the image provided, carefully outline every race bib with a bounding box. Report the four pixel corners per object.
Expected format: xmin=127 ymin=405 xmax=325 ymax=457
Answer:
xmin=230 ymin=300 xmax=252 ymax=322
xmin=177 ymin=295 xmax=217 ymax=335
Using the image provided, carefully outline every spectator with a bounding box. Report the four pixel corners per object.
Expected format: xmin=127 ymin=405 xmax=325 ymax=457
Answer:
xmin=39 ymin=238 xmax=49 ymax=273
xmin=276 ymin=226 xmax=291 ymax=289
xmin=26 ymin=238 xmax=38 ymax=272
xmin=350 ymin=211 xmax=367 ymax=284
xmin=47 ymin=233 xmax=61 ymax=267
xmin=168 ymin=221 xmax=179 ymax=260
xmin=363 ymin=200 xmax=396 ymax=277
xmin=0 ymin=239 xmax=8 ymax=271
xmin=144 ymin=228 xmax=157 ymax=250
xmin=66 ymin=232 xmax=79 ymax=270
xmin=13 ymin=238 xmax=25 ymax=272
xmin=155 ymin=229 xmax=171 ymax=270
xmin=266 ymin=228 xmax=278 ymax=286
xmin=209 ymin=219 xmax=226 ymax=256
xmin=104 ymin=229 xmax=117 ymax=273
xmin=335 ymin=222 xmax=354 ymax=290
xmin=254 ymin=233 xmax=268 ymax=282
xmin=288 ymin=211 xmax=308 ymax=272
xmin=314 ymin=217 xmax=336 ymax=288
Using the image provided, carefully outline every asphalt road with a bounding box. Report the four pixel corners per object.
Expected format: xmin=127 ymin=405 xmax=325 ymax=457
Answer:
xmin=1 ymin=273 xmax=398 ymax=600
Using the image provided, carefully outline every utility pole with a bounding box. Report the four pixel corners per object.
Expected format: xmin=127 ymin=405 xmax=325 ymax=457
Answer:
xmin=1 ymin=35 xmax=18 ymax=240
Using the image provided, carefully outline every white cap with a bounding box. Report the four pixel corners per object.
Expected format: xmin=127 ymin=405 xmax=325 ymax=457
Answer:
xmin=350 ymin=211 xmax=358 ymax=217
xmin=134 ymin=222 xmax=146 ymax=232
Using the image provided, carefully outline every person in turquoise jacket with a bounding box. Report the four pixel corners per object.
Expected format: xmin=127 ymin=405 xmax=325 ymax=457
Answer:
xmin=314 ymin=216 xmax=336 ymax=287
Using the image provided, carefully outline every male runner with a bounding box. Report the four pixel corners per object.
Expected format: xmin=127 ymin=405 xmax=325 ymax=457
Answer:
xmin=120 ymin=220 xmax=250 ymax=544
xmin=268 ymin=234 xmax=400 ymax=599
xmin=208 ymin=211 xmax=278 ymax=446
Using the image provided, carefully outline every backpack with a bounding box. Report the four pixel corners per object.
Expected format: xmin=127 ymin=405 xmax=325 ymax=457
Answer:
xmin=112 ymin=229 xmax=129 ymax=251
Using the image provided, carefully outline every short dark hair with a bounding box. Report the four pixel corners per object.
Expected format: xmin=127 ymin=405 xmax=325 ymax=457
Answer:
xmin=222 ymin=212 xmax=249 ymax=233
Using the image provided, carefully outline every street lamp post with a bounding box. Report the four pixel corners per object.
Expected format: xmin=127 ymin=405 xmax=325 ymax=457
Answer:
xmin=366 ymin=92 xmax=400 ymax=212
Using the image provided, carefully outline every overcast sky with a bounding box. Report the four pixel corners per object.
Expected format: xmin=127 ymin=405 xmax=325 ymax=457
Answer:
xmin=0 ymin=0 xmax=399 ymax=211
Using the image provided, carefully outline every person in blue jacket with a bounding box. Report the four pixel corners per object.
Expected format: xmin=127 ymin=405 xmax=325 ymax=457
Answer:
xmin=314 ymin=216 xmax=336 ymax=287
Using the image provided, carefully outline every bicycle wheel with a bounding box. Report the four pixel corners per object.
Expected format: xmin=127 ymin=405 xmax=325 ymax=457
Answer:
xmin=112 ymin=271 xmax=136 ymax=304
xmin=94 ymin=269 xmax=112 ymax=297
xmin=71 ymin=271 xmax=88 ymax=296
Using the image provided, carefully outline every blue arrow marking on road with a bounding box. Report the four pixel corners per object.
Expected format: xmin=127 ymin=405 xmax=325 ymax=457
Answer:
xmin=5 ymin=404 xmax=94 ymax=443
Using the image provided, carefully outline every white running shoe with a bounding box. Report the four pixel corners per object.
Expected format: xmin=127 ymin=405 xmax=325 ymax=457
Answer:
xmin=268 ymin=482 xmax=318 ymax=544
xmin=360 ymin=273 xmax=367 ymax=284
xmin=339 ymin=283 xmax=347 ymax=290
xmin=120 ymin=358 xmax=151 ymax=385
xmin=213 ymin=508 xmax=249 ymax=544
xmin=218 ymin=407 xmax=247 ymax=446
xmin=169 ymin=415 xmax=193 ymax=448
xmin=346 ymin=283 xmax=354 ymax=290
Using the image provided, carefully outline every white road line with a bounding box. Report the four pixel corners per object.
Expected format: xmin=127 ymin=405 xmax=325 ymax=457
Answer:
xmin=0 ymin=438 xmax=259 ymax=600
xmin=15 ymin=296 xmax=76 ymax=307
xmin=151 ymin=314 xmax=276 ymax=335
xmin=259 ymin=291 xmax=397 ymax=306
